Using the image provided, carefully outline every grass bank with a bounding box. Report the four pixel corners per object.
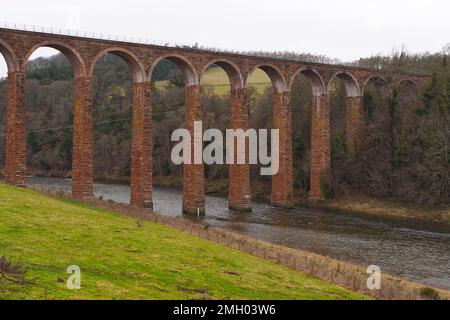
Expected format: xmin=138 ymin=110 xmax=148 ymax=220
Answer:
xmin=0 ymin=184 xmax=366 ymax=300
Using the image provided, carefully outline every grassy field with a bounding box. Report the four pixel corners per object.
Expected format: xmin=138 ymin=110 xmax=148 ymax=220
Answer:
xmin=155 ymin=66 xmax=271 ymax=95
xmin=0 ymin=184 xmax=366 ymax=300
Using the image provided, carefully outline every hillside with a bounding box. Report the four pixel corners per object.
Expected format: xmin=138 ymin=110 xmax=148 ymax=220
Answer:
xmin=0 ymin=184 xmax=365 ymax=300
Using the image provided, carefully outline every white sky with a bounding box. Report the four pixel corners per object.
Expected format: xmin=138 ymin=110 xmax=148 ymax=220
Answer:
xmin=0 ymin=0 xmax=449 ymax=77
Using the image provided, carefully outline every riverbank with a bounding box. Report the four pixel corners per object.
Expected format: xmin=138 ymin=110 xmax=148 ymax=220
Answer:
xmin=310 ymin=195 xmax=450 ymax=227
xmin=0 ymin=184 xmax=365 ymax=300
xmin=11 ymin=174 xmax=450 ymax=226
xmin=207 ymin=180 xmax=450 ymax=227
xmin=153 ymin=176 xmax=450 ymax=225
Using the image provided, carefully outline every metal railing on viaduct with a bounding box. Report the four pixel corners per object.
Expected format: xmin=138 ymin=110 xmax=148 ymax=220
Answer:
xmin=0 ymin=24 xmax=431 ymax=214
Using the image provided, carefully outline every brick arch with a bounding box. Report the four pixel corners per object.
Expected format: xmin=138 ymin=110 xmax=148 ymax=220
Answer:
xmin=289 ymin=67 xmax=326 ymax=96
xmin=89 ymin=47 xmax=146 ymax=82
xmin=0 ymin=39 xmax=19 ymax=72
xmin=328 ymin=71 xmax=361 ymax=97
xmin=148 ymin=53 xmax=199 ymax=86
xmin=246 ymin=63 xmax=287 ymax=92
xmin=362 ymin=74 xmax=389 ymax=95
xmin=395 ymin=79 xmax=418 ymax=92
xmin=23 ymin=40 xmax=86 ymax=78
xmin=200 ymin=59 xmax=244 ymax=90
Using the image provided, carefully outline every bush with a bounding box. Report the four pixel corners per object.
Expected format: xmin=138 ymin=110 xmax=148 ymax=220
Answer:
xmin=419 ymin=287 xmax=440 ymax=300
xmin=320 ymin=173 xmax=334 ymax=199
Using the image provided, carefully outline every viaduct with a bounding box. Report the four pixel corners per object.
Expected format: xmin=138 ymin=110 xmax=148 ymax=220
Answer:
xmin=0 ymin=25 xmax=431 ymax=214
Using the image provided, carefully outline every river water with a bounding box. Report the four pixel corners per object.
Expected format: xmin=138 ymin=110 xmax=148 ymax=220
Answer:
xmin=26 ymin=177 xmax=450 ymax=290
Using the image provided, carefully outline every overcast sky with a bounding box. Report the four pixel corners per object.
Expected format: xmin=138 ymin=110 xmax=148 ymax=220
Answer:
xmin=1 ymin=0 xmax=449 ymax=77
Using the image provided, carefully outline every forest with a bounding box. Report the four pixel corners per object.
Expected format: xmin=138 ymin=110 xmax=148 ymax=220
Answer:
xmin=0 ymin=45 xmax=448 ymax=205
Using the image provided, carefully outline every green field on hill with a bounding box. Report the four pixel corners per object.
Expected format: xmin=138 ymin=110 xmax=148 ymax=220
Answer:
xmin=0 ymin=184 xmax=366 ymax=300
xmin=155 ymin=66 xmax=271 ymax=95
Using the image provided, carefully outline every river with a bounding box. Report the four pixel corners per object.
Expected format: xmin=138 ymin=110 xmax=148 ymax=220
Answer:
xmin=26 ymin=177 xmax=450 ymax=290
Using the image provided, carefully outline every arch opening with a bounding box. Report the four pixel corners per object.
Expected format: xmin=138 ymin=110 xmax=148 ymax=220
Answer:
xmin=350 ymin=75 xmax=395 ymax=198
xmin=24 ymin=42 xmax=85 ymax=78
xmin=247 ymin=64 xmax=287 ymax=93
xmin=396 ymin=79 xmax=417 ymax=93
xmin=200 ymin=63 xmax=232 ymax=190
xmin=201 ymin=60 xmax=243 ymax=91
xmin=149 ymin=57 xmax=193 ymax=210
xmin=0 ymin=39 xmax=19 ymax=73
xmin=24 ymin=47 xmax=76 ymax=181
xmin=199 ymin=60 xmax=250 ymax=206
xmin=289 ymin=69 xmax=326 ymax=195
xmin=328 ymin=74 xmax=355 ymax=194
xmin=363 ymin=76 xmax=390 ymax=125
xmin=91 ymin=53 xmax=135 ymax=192
xmin=291 ymin=68 xmax=326 ymax=96
xmin=246 ymin=66 xmax=286 ymax=197
xmin=392 ymin=79 xmax=422 ymax=138
xmin=329 ymin=72 xmax=361 ymax=97
xmin=90 ymin=48 xmax=145 ymax=83
xmin=149 ymin=55 xmax=198 ymax=86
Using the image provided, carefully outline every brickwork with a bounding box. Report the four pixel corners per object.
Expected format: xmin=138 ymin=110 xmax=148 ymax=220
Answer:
xmin=228 ymin=88 xmax=252 ymax=211
xmin=5 ymin=71 xmax=26 ymax=187
xmin=310 ymin=94 xmax=331 ymax=200
xmin=183 ymin=85 xmax=205 ymax=214
xmin=346 ymin=96 xmax=364 ymax=153
xmin=72 ymin=77 xmax=93 ymax=199
xmin=0 ymin=28 xmax=430 ymax=211
xmin=130 ymin=82 xmax=153 ymax=208
xmin=271 ymin=91 xmax=294 ymax=207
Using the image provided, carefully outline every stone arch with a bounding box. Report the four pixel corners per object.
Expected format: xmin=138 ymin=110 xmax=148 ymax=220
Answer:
xmin=148 ymin=53 xmax=199 ymax=86
xmin=246 ymin=63 xmax=287 ymax=92
xmin=0 ymin=39 xmax=19 ymax=72
xmin=23 ymin=40 xmax=86 ymax=78
xmin=89 ymin=47 xmax=146 ymax=82
xmin=290 ymin=67 xmax=326 ymax=96
xmin=328 ymin=71 xmax=361 ymax=97
xmin=362 ymin=74 xmax=389 ymax=95
xmin=201 ymin=59 xmax=244 ymax=90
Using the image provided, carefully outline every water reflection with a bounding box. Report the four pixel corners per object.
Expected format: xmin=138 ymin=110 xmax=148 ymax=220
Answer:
xmin=26 ymin=177 xmax=450 ymax=290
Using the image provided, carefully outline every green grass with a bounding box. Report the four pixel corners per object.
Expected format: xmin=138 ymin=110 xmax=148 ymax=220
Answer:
xmin=154 ymin=66 xmax=271 ymax=96
xmin=0 ymin=184 xmax=367 ymax=300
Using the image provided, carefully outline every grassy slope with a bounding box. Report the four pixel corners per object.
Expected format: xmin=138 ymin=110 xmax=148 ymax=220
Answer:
xmin=155 ymin=67 xmax=271 ymax=95
xmin=0 ymin=184 xmax=366 ymax=300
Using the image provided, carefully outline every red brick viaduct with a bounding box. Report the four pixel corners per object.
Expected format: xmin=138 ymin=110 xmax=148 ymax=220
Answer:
xmin=0 ymin=26 xmax=430 ymax=214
